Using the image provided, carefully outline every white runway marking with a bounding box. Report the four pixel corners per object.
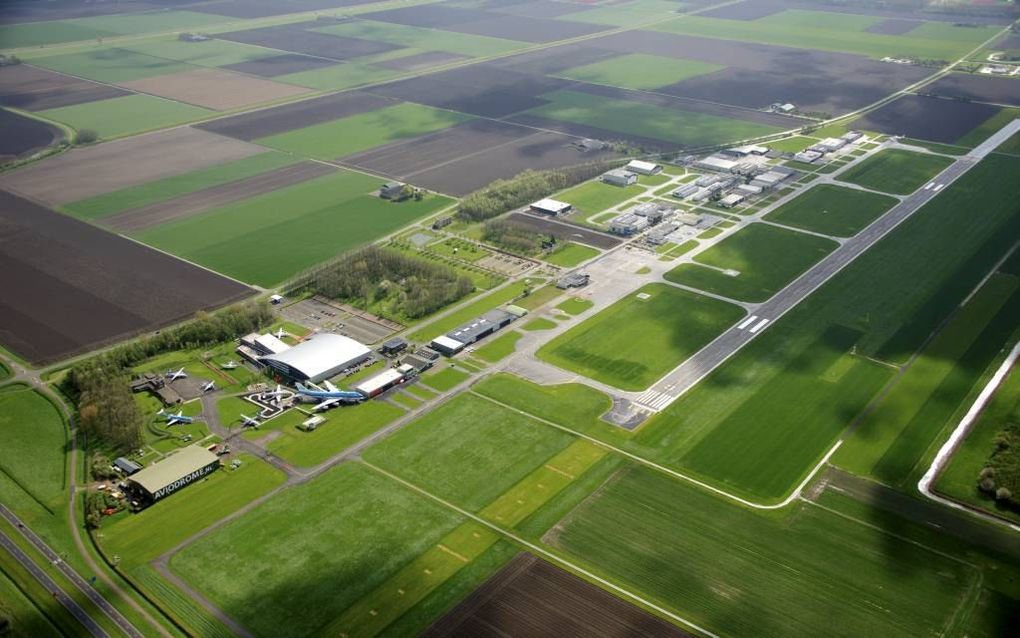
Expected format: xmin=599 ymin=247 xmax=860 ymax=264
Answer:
xmin=737 ymin=315 xmax=759 ymax=330
xmin=923 ymin=182 xmax=934 ymax=190
xmin=636 ymin=389 xmax=673 ymax=411
xmin=933 ymin=183 xmax=945 ymax=192
xmin=749 ymin=318 xmax=770 ymax=334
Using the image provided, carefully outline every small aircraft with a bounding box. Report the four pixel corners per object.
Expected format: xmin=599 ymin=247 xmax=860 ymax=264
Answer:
xmin=296 ymin=380 xmax=363 ymax=411
xmin=166 ymin=367 xmax=187 ymax=382
xmin=158 ymin=409 xmax=194 ymax=426
xmin=220 ymin=361 xmax=239 ymax=370
xmin=201 ymin=381 xmax=216 ymax=393
xmin=274 ymin=327 xmax=287 ymax=339
xmin=239 ymin=414 xmax=260 ymax=428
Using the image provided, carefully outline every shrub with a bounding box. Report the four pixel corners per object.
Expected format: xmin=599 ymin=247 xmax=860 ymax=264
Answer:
xmin=76 ymin=129 xmax=98 ymax=144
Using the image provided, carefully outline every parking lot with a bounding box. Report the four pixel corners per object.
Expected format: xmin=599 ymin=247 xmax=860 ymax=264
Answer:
xmin=278 ymin=297 xmax=401 ymax=345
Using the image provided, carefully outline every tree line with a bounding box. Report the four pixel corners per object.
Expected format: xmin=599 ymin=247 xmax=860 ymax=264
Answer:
xmin=483 ymin=219 xmax=554 ymax=256
xmin=66 ymin=303 xmax=272 ymax=451
xmin=301 ymin=245 xmax=474 ymax=321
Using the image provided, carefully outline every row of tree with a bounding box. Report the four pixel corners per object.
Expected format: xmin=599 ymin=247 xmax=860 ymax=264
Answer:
xmin=457 ymin=161 xmax=622 ymax=222
xmin=302 ymin=246 xmax=474 ymax=321
xmin=66 ymin=303 xmax=272 ymax=451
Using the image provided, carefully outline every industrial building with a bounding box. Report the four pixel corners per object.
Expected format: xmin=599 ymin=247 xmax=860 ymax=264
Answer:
xmin=719 ymin=193 xmax=745 ymax=208
xmin=609 ymin=213 xmax=649 ymax=236
xmin=124 ymin=445 xmax=219 ymax=508
xmin=379 ymin=181 xmax=407 ymax=200
xmin=671 ymin=184 xmax=698 ymax=200
xmin=630 ymin=202 xmax=669 ymax=224
xmin=261 ymin=333 xmax=371 ymax=383
xmin=430 ymin=308 xmax=520 ymax=356
xmin=794 ymin=150 xmax=823 ymax=163
xmin=602 ymin=169 xmax=637 ymax=187
xmin=557 ymin=271 xmax=590 ymax=289
xmin=695 ymin=155 xmax=739 ymax=173
xmin=113 ymin=457 xmax=142 ymax=476
xmin=625 ymin=160 xmax=662 ymax=175
xmin=530 ymin=198 xmax=572 ymax=216
xmin=380 ymin=337 xmax=408 ymax=357
xmin=354 ymin=367 xmax=407 ymax=398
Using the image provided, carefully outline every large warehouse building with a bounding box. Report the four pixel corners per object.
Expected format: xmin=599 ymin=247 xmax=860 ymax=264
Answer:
xmin=261 ymin=333 xmax=371 ymax=383
xmin=125 ymin=445 xmax=220 ymax=509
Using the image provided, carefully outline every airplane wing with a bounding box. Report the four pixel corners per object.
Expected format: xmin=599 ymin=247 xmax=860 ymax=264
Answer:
xmin=323 ymin=380 xmax=340 ymax=393
xmin=306 ymin=381 xmax=325 ymax=392
xmin=316 ymin=397 xmax=340 ymax=411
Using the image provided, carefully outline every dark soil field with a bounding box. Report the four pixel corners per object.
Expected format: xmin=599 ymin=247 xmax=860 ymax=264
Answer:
xmin=221 ymin=53 xmax=338 ymax=77
xmin=493 ymin=0 xmax=589 ymax=19
xmin=507 ymin=212 xmax=621 ymax=250
xmin=508 ymin=113 xmax=682 ymax=151
xmin=0 ymin=190 xmax=252 ymax=365
xmin=0 ymin=0 xmax=191 ymax=24
xmin=195 ymin=0 xmax=378 ymax=19
xmin=0 ymin=64 xmax=128 ymax=111
xmin=423 ymin=554 xmax=694 ymax=638
xmin=369 ymin=65 xmax=570 ymax=118
xmin=923 ymin=73 xmax=1020 ymax=107
xmin=104 ymin=161 xmax=335 ymax=232
xmin=0 ymin=109 xmax=63 ymax=162
xmin=700 ymin=0 xmax=787 ymax=20
xmin=492 ymin=45 xmax=622 ymax=75
xmin=197 ymin=90 xmax=398 ymax=140
xmin=376 ymin=51 xmax=470 ymax=72
xmin=362 ymin=5 xmax=609 ymax=43
xmin=217 ymin=23 xmax=404 ymax=61
xmin=865 ymin=18 xmax=923 ymax=35
xmin=853 ymin=94 xmax=1001 ymax=143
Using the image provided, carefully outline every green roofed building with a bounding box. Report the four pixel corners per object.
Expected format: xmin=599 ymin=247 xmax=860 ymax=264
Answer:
xmin=125 ymin=445 xmax=220 ymax=509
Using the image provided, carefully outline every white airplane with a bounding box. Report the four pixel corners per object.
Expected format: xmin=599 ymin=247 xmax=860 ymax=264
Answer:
xmin=239 ymin=414 xmax=260 ymax=428
xmin=297 ymin=380 xmax=363 ymax=411
xmin=166 ymin=367 xmax=187 ymax=381
xmin=220 ymin=361 xmax=239 ymax=370
xmin=201 ymin=380 xmax=216 ymax=393
xmin=274 ymin=327 xmax=287 ymax=339
xmin=158 ymin=409 xmax=193 ymax=426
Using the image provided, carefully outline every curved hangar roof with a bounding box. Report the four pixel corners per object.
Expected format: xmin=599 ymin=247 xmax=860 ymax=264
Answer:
xmin=261 ymin=333 xmax=370 ymax=382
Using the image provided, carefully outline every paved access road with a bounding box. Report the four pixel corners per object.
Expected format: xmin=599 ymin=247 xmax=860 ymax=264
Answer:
xmin=0 ymin=505 xmax=143 ymax=638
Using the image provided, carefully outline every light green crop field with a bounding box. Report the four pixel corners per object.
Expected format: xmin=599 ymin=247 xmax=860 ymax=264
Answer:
xmin=64 ymin=152 xmax=297 ymax=220
xmin=538 ymin=284 xmax=745 ymax=390
xmin=629 ymin=153 xmax=1020 ymax=502
xmin=121 ymin=38 xmax=277 ymax=68
xmin=526 ymin=90 xmax=785 ymax=149
xmin=275 ymin=62 xmax=402 ymax=91
xmin=665 ymin=223 xmax=838 ymax=303
xmin=39 ymin=94 xmax=213 ymax=139
xmin=556 ymin=53 xmax=724 ymax=90
xmin=363 ymin=393 xmax=574 ymax=511
xmin=764 ymin=184 xmax=898 ymax=237
xmin=544 ymin=242 xmax=599 ymax=267
xmin=266 ymin=401 xmax=405 ymax=467
xmin=0 ymin=386 xmax=66 ymax=508
xmin=1 ymin=11 xmax=228 ymax=49
xmin=474 ymin=330 xmax=523 ymax=363
xmin=313 ymin=20 xmax=526 ymax=57
xmin=101 ymin=456 xmax=285 ymax=567
xmin=563 ymin=0 xmax=693 ymax=27
xmin=767 ymin=136 xmax=820 ymax=153
xmin=136 ymin=170 xmax=453 ymax=286
xmin=836 ymin=272 xmax=1020 ymax=487
xmin=653 ymin=11 xmax=999 ymax=60
xmin=171 ymin=463 xmax=463 ymax=638
xmin=550 ymin=465 xmax=978 ymax=638
xmin=407 ymin=278 xmax=540 ymax=341
xmin=837 ymin=149 xmax=953 ymax=195
xmin=257 ymin=103 xmax=471 ymax=160
xmin=32 ymin=48 xmax=196 ymax=83
xmin=556 ymin=181 xmax=642 ymax=220
xmin=419 ymin=365 xmax=471 ymax=392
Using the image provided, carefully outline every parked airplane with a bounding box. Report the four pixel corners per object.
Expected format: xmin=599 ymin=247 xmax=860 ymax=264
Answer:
xmin=158 ymin=409 xmax=193 ymax=426
xmin=260 ymin=384 xmax=287 ymax=400
xmin=275 ymin=327 xmax=287 ymax=339
xmin=240 ymin=414 xmax=260 ymax=428
xmin=221 ymin=361 xmax=239 ymax=370
xmin=201 ymin=381 xmax=216 ymax=392
xmin=295 ymin=380 xmax=363 ymax=411
xmin=166 ymin=367 xmax=187 ymax=381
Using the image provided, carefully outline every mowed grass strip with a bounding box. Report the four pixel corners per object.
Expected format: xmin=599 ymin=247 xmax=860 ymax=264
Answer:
xmin=363 ymin=393 xmax=574 ymax=511
xmin=538 ymin=284 xmax=745 ymax=390
xmin=63 ymin=152 xmax=296 ymax=220
xmin=555 ymin=53 xmax=724 ymax=90
xmin=136 ymin=170 xmax=453 ymax=286
xmin=764 ymin=184 xmax=898 ymax=237
xmin=257 ymin=102 xmax=472 ymax=160
xmin=527 ymin=90 xmax=784 ymax=148
xmin=837 ymin=149 xmax=953 ymax=195
xmin=39 ymin=94 xmax=213 ymax=139
xmin=556 ymin=181 xmax=642 ymax=222
xmin=665 ymin=223 xmax=838 ymax=302
xmin=474 ymin=330 xmax=523 ymax=363
xmin=550 ymin=465 xmax=977 ymax=638
xmin=171 ymin=463 xmax=463 ymax=638
xmin=0 ymin=386 xmax=66 ymax=507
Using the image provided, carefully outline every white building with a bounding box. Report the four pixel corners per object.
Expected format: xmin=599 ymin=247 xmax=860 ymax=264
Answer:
xmin=695 ymin=155 xmax=739 ymax=173
xmin=602 ymin=169 xmax=637 ymax=187
xmin=530 ymin=198 xmax=572 ymax=216
xmin=261 ymin=333 xmax=371 ymax=383
xmin=626 ymin=160 xmax=662 ymax=175
xmin=719 ymin=194 xmax=745 ymax=208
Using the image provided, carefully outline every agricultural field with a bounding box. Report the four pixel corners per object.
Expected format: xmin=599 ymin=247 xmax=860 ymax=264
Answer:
xmin=538 ymin=284 xmax=745 ymax=390
xmin=0 ymin=10 xmax=230 ymax=49
xmin=665 ymin=223 xmax=838 ymax=303
xmin=852 ymin=95 xmax=1003 ymax=145
xmin=764 ymin=184 xmax=898 ymax=237
xmin=0 ymin=386 xmax=66 ymax=510
xmin=555 ymin=53 xmax=724 ymax=90
xmin=38 ymin=94 xmax=213 ymax=140
xmin=0 ymin=109 xmax=63 ymax=162
xmin=837 ymin=149 xmax=953 ymax=195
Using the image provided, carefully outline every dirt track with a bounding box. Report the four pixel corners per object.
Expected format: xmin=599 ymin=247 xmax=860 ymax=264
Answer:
xmin=0 ymin=64 xmax=128 ymax=111
xmin=0 ymin=190 xmax=252 ymax=365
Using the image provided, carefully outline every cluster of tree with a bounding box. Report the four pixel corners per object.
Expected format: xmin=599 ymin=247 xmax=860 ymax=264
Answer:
xmin=482 ymin=219 xmax=551 ymax=255
xmin=66 ymin=303 xmax=272 ymax=451
xmin=303 ymin=246 xmax=474 ymax=320
xmin=457 ymin=161 xmax=622 ymax=222
xmin=977 ymin=421 xmax=1019 ymax=511
xmin=85 ymin=490 xmax=123 ymax=529
xmin=76 ymin=129 xmax=98 ymax=145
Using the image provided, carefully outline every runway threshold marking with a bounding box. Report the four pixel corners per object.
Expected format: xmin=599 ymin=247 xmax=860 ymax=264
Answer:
xmin=749 ymin=318 xmax=770 ymax=334
xmin=737 ymin=315 xmax=759 ymax=330
xmin=933 ymin=183 xmax=945 ymax=192
xmin=923 ymin=182 xmax=934 ymax=190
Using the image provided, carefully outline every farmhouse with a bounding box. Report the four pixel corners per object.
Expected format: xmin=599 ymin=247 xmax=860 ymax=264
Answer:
xmin=602 ymin=169 xmax=637 ymax=187
xmin=530 ymin=198 xmax=572 ymax=216
xmin=124 ymin=445 xmax=220 ymax=509
xmin=261 ymin=333 xmax=371 ymax=383
xmin=625 ymin=160 xmax=662 ymax=175
xmin=430 ymin=309 xmax=518 ymax=355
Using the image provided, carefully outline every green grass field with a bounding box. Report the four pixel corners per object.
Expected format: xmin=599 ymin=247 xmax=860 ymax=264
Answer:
xmin=550 ymin=465 xmax=978 ymax=637
xmin=266 ymin=401 xmax=405 ymax=467
xmin=562 ymin=0 xmax=690 ymax=27
xmin=257 ymin=103 xmax=471 ymax=160
xmin=32 ymin=48 xmax=196 ymax=83
xmin=2 ymin=11 xmax=228 ymax=49
xmin=537 ymin=284 xmax=745 ymax=390
xmin=419 ymin=365 xmax=471 ymax=392
xmin=544 ymin=242 xmax=600 ymax=267
xmin=474 ymin=330 xmax=522 ymax=363
xmin=555 ymin=297 xmax=593 ymax=315
xmin=0 ymin=386 xmax=66 ymax=508
xmin=64 ymin=152 xmax=297 ymax=220
xmin=527 ymin=90 xmax=785 ymax=149
xmin=406 ymin=278 xmax=540 ymax=341
xmin=837 ymin=149 xmax=953 ymax=195
xmin=136 ymin=170 xmax=453 ymax=286
xmin=313 ymin=20 xmax=526 ymax=57
xmin=363 ymin=393 xmax=574 ymax=511
xmin=523 ymin=317 xmax=557 ymax=331
xmin=275 ymin=62 xmax=403 ymax=91
xmin=627 ymin=152 xmax=1020 ymax=501
xmin=40 ymin=94 xmax=212 ymax=139
xmin=121 ymin=38 xmax=277 ymax=68
xmin=764 ymin=184 xmax=898 ymax=237
xmin=556 ymin=53 xmax=724 ymax=90
xmin=171 ymin=463 xmax=463 ymax=638
xmin=556 ymin=181 xmax=642 ymax=222
xmin=654 ymin=11 xmax=998 ymax=60
xmin=767 ymin=136 xmax=819 ymax=153
xmin=665 ymin=223 xmax=838 ymax=302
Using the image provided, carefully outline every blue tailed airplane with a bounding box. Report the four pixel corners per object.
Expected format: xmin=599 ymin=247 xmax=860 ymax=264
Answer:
xmin=158 ymin=409 xmax=194 ymax=426
xmin=295 ymin=380 xmax=364 ymax=411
